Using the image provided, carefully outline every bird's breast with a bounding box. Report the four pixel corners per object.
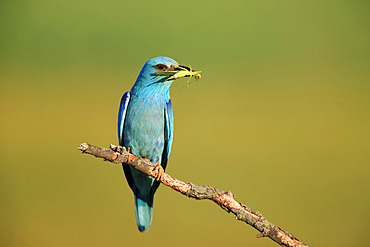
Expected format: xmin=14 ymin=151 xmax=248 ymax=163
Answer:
xmin=123 ymin=98 xmax=166 ymax=163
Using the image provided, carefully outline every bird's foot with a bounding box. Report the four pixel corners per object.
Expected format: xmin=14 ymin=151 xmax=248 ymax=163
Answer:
xmin=153 ymin=163 xmax=164 ymax=181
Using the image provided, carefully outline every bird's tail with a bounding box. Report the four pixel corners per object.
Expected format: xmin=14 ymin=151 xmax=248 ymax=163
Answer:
xmin=134 ymin=193 xmax=153 ymax=233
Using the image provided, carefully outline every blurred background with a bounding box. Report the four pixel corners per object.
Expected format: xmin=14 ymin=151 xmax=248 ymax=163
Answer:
xmin=1 ymin=1 xmax=369 ymax=246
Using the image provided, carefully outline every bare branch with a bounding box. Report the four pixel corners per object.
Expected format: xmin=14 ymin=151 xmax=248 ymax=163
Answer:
xmin=78 ymin=142 xmax=309 ymax=247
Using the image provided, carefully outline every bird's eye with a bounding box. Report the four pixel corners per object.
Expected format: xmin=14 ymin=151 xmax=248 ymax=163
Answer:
xmin=154 ymin=64 xmax=167 ymax=71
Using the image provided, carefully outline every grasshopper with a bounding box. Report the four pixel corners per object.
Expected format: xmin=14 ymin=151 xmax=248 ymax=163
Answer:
xmin=155 ymin=65 xmax=201 ymax=84
xmin=168 ymin=65 xmax=202 ymax=82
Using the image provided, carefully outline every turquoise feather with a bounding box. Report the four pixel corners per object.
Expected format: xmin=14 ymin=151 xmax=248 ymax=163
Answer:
xmin=118 ymin=57 xmax=178 ymax=232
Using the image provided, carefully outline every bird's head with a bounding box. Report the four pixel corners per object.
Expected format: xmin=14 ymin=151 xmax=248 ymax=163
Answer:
xmin=130 ymin=56 xmax=201 ymax=96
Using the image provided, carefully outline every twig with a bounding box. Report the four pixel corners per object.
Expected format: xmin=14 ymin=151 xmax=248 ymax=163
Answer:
xmin=78 ymin=142 xmax=309 ymax=247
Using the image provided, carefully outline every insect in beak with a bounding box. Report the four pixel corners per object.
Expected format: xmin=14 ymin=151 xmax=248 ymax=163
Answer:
xmin=155 ymin=64 xmax=201 ymax=81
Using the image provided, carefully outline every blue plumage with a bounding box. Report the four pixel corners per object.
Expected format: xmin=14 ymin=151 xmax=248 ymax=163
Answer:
xmin=117 ymin=57 xmax=181 ymax=232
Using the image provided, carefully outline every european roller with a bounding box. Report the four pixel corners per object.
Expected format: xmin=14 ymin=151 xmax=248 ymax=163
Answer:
xmin=117 ymin=56 xmax=199 ymax=232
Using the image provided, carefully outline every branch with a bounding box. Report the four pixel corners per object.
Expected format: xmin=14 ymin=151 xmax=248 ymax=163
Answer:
xmin=78 ymin=142 xmax=309 ymax=247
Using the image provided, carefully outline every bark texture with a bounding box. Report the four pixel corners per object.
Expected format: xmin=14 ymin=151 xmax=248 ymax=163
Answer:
xmin=78 ymin=142 xmax=309 ymax=247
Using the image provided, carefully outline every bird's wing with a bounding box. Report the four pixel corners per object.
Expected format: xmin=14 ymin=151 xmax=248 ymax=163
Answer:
xmin=163 ymin=99 xmax=174 ymax=170
xmin=151 ymin=99 xmax=174 ymax=194
xmin=118 ymin=92 xmax=130 ymax=144
xmin=118 ymin=92 xmax=136 ymax=192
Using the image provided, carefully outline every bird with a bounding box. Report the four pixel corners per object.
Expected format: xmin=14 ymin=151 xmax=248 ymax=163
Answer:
xmin=117 ymin=56 xmax=196 ymax=232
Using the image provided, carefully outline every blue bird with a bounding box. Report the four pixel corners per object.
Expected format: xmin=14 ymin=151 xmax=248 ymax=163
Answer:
xmin=118 ymin=56 xmax=196 ymax=232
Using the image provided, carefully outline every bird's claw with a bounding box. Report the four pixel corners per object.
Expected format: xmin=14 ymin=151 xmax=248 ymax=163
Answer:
xmin=154 ymin=163 xmax=164 ymax=181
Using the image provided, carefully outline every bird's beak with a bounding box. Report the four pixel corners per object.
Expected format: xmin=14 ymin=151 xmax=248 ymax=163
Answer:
xmin=155 ymin=64 xmax=202 ymax=81
xmin=169 ymin=65 xmax=202 ymax=81
xmin=174 ymin=65 xmax=192 ymax=72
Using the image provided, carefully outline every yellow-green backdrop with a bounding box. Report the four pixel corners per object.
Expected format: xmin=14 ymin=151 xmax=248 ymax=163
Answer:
xmin=1 ymin=1 xmax=369 ymax=246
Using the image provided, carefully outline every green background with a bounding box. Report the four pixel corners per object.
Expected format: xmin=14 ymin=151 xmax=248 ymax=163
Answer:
xmin=1 ymin=1 xmax=369 ymax=246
